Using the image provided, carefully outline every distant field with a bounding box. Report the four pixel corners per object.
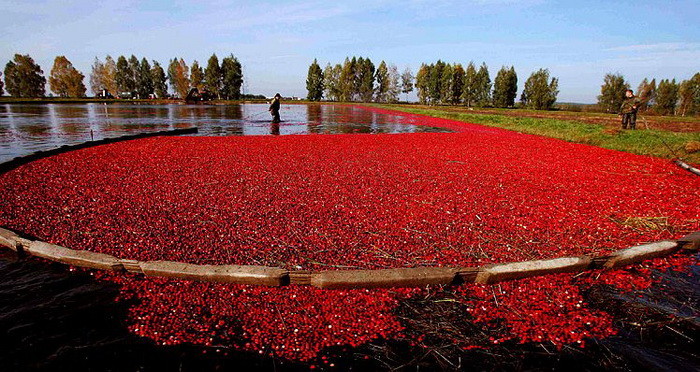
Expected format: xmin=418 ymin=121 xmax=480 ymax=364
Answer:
xmin=376 ymin=104 xmax=700 ymax=165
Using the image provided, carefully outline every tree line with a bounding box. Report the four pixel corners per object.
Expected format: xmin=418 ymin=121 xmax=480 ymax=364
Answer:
xmin=306 ymin=58 xmax=559 ymax=110
xmin=306 ymin=57 xmax=415 ymax=103
xmin=91 ymin=53 xmax=242 ymax=99
xmin=417 ymin=61 xmax=513 ymax=107
xmin=4 ymin=52 xmax=698 ymax=115
xmin=1 ymin=53 xmax=244 ymax=99
xmin=597 ymin=72 xmax=700 ymax=116
xmin=413 ymin=62 xmax=558 ymax=110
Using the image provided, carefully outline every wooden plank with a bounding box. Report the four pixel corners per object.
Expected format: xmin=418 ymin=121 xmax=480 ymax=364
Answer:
xmin=139 ymin=261 xmax=288 ymax=286
xmin=25 ymin=241 xmax=123 ymax=270
xmin=475 ymin=256 xmax=591 ymax=284
xmin=604 ymin=241 xmax=678 ymax=269
xmin=311 ymin=267 xmax=459 ymax=289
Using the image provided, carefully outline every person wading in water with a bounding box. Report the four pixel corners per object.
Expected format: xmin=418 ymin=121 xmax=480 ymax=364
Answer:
xmin=269 ymin=93 xmax=282 ymax=123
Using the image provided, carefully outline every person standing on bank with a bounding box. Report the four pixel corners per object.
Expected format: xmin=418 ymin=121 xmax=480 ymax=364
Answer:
xmin=619 ymin=89 xmax=641 ymax=130
xmin=269 ymin=93 xmax=282 ymax=123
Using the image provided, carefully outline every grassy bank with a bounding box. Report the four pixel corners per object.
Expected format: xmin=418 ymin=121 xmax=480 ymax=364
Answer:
xmin=379 ymin=103 xmax=700 ymax=133
xmin=375 ymin=104 xmax=700 ymax=164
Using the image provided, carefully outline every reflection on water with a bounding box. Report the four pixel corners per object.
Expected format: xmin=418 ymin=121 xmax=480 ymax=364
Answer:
xmin=0 ymin=103 xmax=448 ymax=163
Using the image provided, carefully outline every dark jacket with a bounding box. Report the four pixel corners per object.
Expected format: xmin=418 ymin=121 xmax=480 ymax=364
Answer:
xmin=620 ymin=96 xmax=641 ymax=114
xmin=269 ymin=99 xmax=280 ymax=113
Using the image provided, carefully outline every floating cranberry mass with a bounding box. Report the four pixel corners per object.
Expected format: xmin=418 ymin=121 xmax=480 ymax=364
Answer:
xmin=0 ymin=105 xmax=698 ymax=361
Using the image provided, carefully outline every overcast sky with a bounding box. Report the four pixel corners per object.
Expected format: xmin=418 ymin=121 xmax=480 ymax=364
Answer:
xmin=1 ymin=0 xmax=698 ymax=103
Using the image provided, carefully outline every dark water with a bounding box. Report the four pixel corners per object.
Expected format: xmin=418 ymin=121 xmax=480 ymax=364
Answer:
xmin=0 ymin=103 xmax=698 ymax=370
xmin=0 ymin=103 xmax=447 ymax=163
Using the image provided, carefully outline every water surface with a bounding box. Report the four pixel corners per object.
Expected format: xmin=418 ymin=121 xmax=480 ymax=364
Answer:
xmin=0 ymin=103 xmax=447 ymax=163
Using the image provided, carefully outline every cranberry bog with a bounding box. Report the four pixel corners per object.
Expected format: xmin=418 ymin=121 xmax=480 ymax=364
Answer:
xmin=1 ymin=105 xmax=699 ymax=369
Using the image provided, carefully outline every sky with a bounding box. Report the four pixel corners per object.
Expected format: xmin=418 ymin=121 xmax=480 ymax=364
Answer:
xmin=0 ymin=0 xmax=698 ymax=103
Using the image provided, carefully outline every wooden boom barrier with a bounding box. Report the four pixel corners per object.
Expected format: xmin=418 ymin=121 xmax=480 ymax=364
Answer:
xmin=1 ymin=227 xmax=697 ymax=289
